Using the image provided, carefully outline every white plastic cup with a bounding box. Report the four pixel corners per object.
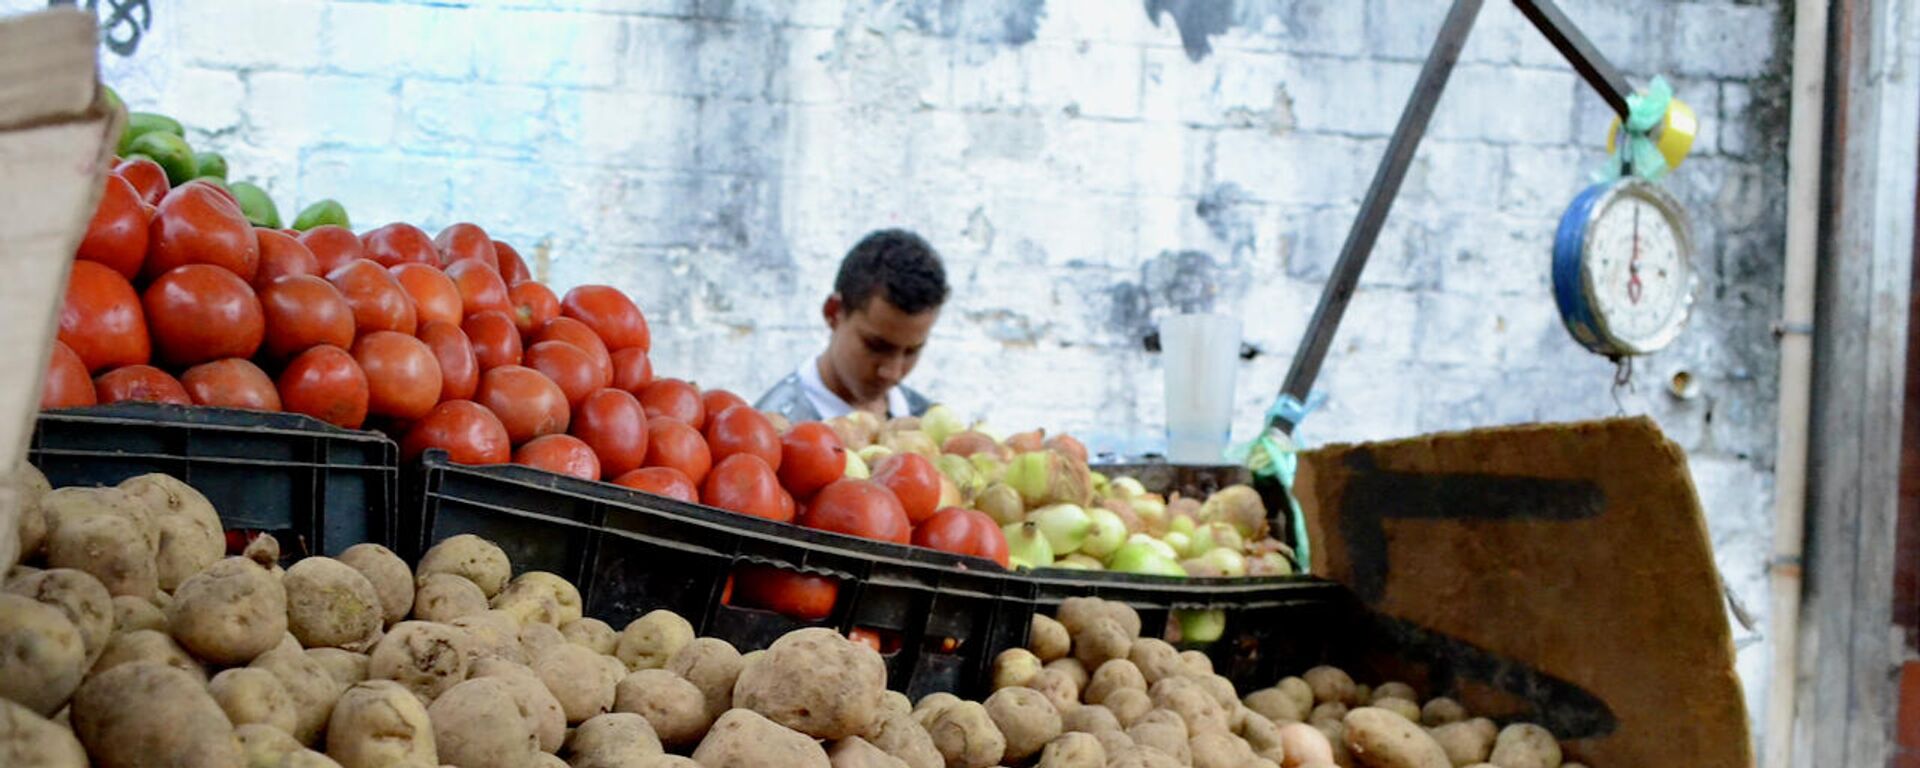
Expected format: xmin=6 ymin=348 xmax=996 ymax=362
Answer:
xmin=1161 ymin=313 xmax=1241 ymax=464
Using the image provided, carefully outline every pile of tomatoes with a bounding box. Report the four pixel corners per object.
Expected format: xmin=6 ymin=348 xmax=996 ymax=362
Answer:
xmin=47 ymin=160 xmax=1008 ymax=624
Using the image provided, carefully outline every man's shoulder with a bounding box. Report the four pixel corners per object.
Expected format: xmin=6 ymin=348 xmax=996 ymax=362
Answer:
xmin=754 ymin=373 xmax=822 ymax=422
xmin=899 ymin=383 xmax=935 ymax=417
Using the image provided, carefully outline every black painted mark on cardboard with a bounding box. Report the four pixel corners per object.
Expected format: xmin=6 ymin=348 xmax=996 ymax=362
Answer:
xmin=1360 ymin=612 xmax=1619 ymax=738
xmin=1339 ymin=448 xmax=1606 ymax=603
xmin=49 ymin=0 xmax=150 ymax=56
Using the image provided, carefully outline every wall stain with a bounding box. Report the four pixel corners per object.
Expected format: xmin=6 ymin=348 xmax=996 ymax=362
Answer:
xmin=897 ymin=0 xmax=1048 ymax=45
xmin=1144 ymin=0 xmax=1234 ymax=61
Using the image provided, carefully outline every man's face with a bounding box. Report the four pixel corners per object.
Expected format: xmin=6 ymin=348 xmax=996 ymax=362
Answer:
xmin=825 ymin=294 xmax=939 ymax=405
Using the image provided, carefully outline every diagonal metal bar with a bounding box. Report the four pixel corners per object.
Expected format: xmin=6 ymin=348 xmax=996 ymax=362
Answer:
xmin=1511 ymin=0 xmax=1635 ymax=118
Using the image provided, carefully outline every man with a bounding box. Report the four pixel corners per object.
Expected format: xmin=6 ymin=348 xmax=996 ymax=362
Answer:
xmin=756 ymin=229 xmax=948 ymax=422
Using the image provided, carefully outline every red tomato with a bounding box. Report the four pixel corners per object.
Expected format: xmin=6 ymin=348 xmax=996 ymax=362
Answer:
xmin=475 ymin=365 xmax=570 ymax=444
xmin=508 ymin=282 xmax=559 ymax=336
xmin=143 ymin=264 xmax=265 ymax=367
xmin=93 ymin=365 xmax=190 ymax=406
xmin=701 ymin=389 xmax=750 ymax=420
xmin=360 ymin=223 xmax=440 ymax=267
xmin=113 ymin=157 xmax=169 ymax=206
xmin=351 ymin=331 xmax=442 ymax=421
xmin=705 ymin=405 xmax=782 ymax=472
xmin=327 ymin=259 xmax=417 ymax=337
xmin=299 ymin=226 xmax=366 ymax=275
xmin=611 ymin=348 xmax=653 ymax=393
xmin=570 ymin=388 xmax=649 ymax=479
xmin=912 ymin=507 xmax=1010 ymax=568
xmin=462 ymin=310 xmax=523 ymax=370
xmin=532 ymin=317 xmax=612 ymax=385
xmin=180 ymin=359 xmax=282 ymax=411
xmin=732 ymin=566 xmax=837 ymax=622
xmin=847 ymin=628 xmax=883 ymax=652
xmin=560 ymin=285 xmax=650 ymax=352
xmin=389 ymin=263 xmax=463 ymax=327
xmin=778 ymin=422 xmax=847 ymax=499
xmin=777 ymin=488 xmax=796 ymax=521
xmin=514 ymin=434 xmax=600 ymax=481
xmin=446 ymin=258 xmax=510 ymax=318
xmin=402 ymin=400 xmax=511 ymax=464
xmin=77 ymin=175 xmax=150 ymax=279
xmin=59 ymin=260 xmax=150 ymax=372
xmin=798 ymin=479 xmax=910 ymax=544
xmin=644 ymin=416 xmax=712 ymax=485
xmin=417 ymin=321 xmax=479 ymax=402
xmin=277 ymin=345 xmax=370 ymax=429
xmin=144 ymin=181 xmax=259 ymax=282
xmin=41 ymin=341 xmax=96 ymax=409
xmin=525 ymin=341 xmax=603 ymax=408
xmin=871 ymin=453 xmax=942 ymax=526
xmin=259 ymin=275 xmax=355 ymax=361
xmin=639 ymin=378 xmax=704 ymax=429
xmin=253 ymin=228 xmax=320 ymax=290
xmin=493 ymin=240 xmax=533 ymax=285
xmin=434 ymin=223 xmax=497 ymax=271
xmin=702 ymin=453 xmax=786 ymax=521
xmin=612 ymin=466 xmax=698 ymax=503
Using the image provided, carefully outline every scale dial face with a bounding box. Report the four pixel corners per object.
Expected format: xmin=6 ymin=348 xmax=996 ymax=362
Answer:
xmin=1555 ymin=179 xmax=1696 ymax=356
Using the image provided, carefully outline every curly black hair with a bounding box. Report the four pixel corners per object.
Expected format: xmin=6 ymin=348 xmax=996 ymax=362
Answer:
xmin=834 ymin=229 xmax=950 ymax=315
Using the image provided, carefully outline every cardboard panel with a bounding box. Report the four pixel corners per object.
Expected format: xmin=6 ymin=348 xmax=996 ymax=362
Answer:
xmin=1295 ymin=417 xmax=1751 ymax=767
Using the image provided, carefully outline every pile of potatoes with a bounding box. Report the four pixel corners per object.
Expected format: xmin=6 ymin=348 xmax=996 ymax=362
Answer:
xmin=0 ymin=465 xmax=1586 ymax=768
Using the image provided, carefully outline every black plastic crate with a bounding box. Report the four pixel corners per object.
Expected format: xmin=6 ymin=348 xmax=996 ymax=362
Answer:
xmin=409 ymin=450 xmax=1036 ymax=700
xmin=30 ymin=403 xmax=399 ymax=559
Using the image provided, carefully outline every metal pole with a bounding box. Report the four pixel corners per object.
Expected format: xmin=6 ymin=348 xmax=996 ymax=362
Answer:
xmin=1270 ymin=0 xmax=1484 ymax=432
xmin=1510 ymin=0 xmax=1635 ymax=118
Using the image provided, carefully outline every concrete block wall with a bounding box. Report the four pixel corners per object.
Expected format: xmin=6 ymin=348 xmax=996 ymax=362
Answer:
xmin=12 ymin=0 xmax=1787 ymax=742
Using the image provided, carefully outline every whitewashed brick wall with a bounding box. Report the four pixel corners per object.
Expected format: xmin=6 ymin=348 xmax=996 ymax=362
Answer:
xmin=10 ymin=0 xmax=1786 ymax=743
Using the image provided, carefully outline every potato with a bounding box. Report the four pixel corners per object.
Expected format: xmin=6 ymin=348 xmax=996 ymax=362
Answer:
xmin=285 ymin=557 xmax=384 ymax=651
xmin=1045 ymin=657 xmax=1089 ymax=691
xmin=368 ymin=621 xmax=472 ymax=704
xmin=11 ymin=464 xmax=50 ymax=561
xmin=113 ymin=594 xmax=165 ymax=633
xmin=1344 ymin=707 xmax=1450 ymax=768
xmin=1107 ymin=745 xmax=1184 ymax=768
xmin=1056 ymin=596 xmax=1141 ymax=638
xmin=429 ymin=677 xmax=539 ymax=768
xmin=0 ymin=697 xmax=87 ymax=767
xmin=535 ymin=643 xmax=621 ymax=724
xmin=211 ymin=668 xmax=300 ymax=733
xmin=566 ymin=712 xmax=663 ymax=764
xmin=93 ymin=628 xmax=205 ymax=682
xmin=1310 ymin=702 xmax=1349 ymax=724
xmin=1085 ymin=658 xmax=1147 ymax=705
xmin=0 ymin=594 xmax=87 ymax=715
xmin=829 ymin=735 xmax=910 ymax=768
xmin=1028 ymin=614 xmax=1070 ymax=662
xmin=666 ymin=636 xmax=743 ymax=721
xmin=924 ymin=700 xmax=1005 ymax=768
xmin=244 ymin=534 xmax=281 ymax=568
xmin=865 ymin=713 xmax=942 ymax=768
xmin=170 ymin=557 xmax=288 ymax=665
xmin=496 ymin=571 xmax=582 ymax=625
xmin=467 ymin=658 xmax=566 ymax=753
xmin=1126 ymin=720 xmax=1190 ymax=764
xmin=613 ymin=669 xmax=711 ymax=748
xmin=692 ymin=708 xmax=831 ymax=768
xmin=492 ymin=587 xmax=562 ymax=627
xmin=1197 ymin=675 xmax=1239 ymax=712
xmin=1432 ymin=718 xmax=1496 ymax=766
xmin=6 ymin=567 xmax=112 ymax=665
xmin=615 ymin=610 xmax=693 ymax=671
xmin=1276 ymin=720 xmax=1335 ymax=767
xmin=1190 ymin=729 xmax=1255 ymax=768
xmin=732 ymin=627 xmax=887 ymax=740
xmin=1063 ymin=703 xmax=1121 ymax=735
xmin=986 ymin=686 xmax=1061 ymax=762
xmin=1276 ymin=677 xmax=1314 ymax=713
xmin=306 ymin=648 xmax=369 ymax=687
xmin=1151 ymin=675 xmax=1229 ymax=734
xmin=321 ymin=679 xmax=437 ymax=768
xmin=911 ymin=692 xmax=960 ymax=727
xmin=1372 ymin=696 xmax=1421 ymax=724
xmin=1071 ymin=617 xmax=1132 ymax=667
xmin=72 ymin=661 xmax=245 ymax=767
xmin=280 ymin=749 xmax=344 ymax=768
xmin=1488 ymin=723 xmax=1561 ymax=768
xmin=1036 ymin=730 xmax=1104 ymax=768
xmin=992 ymin=647 xmax=1043 ymax=690
xmin=251 ymin=644 xmax=348 ymax=745
xmin=1128 ymin=638 xmax=1183 ymax=685
xmin=1096 ymin=728 xmax=1136 ymax=757
xmin=1177 ymin=650 xmax=1214 ymax=677
xmin=880 ymin=690 xmax=912 ymax=721
xmin=43 ymin=494 xmax=157 ymax=599
xmin=239 ymin=723 xmax=303 ymax=768
xmin=1303 ymin=667 xmax=1356 ymax=706
xmin=118 ymin=473 xmax=224 ymax=592
xmin=1420 ymin=698 xmax=1466 ymax=727
xmin=1029 ymin=667 xmax=1081 ymax=715
xmin=522 ymin=621 xmax=566 ymax=658
xmin=563 ymin=617 xmax=618 ymax=655
xmin=336 ymin=544 xmax=413 ymax=626
xmin=1370 ymin=682 xmax=1416 ymax=704
xmin=450 ymin=610 xmax=526 ymax=665
xmin=1246 ymin=687 xmax=1308 ymax=723
xmin=1106 ymin=687 xmax=1153 ymax=727
xmin=414 ymin=573 xmax=489 ymax=623
xmin=414 ymin=535 xmax=510 ymax=597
